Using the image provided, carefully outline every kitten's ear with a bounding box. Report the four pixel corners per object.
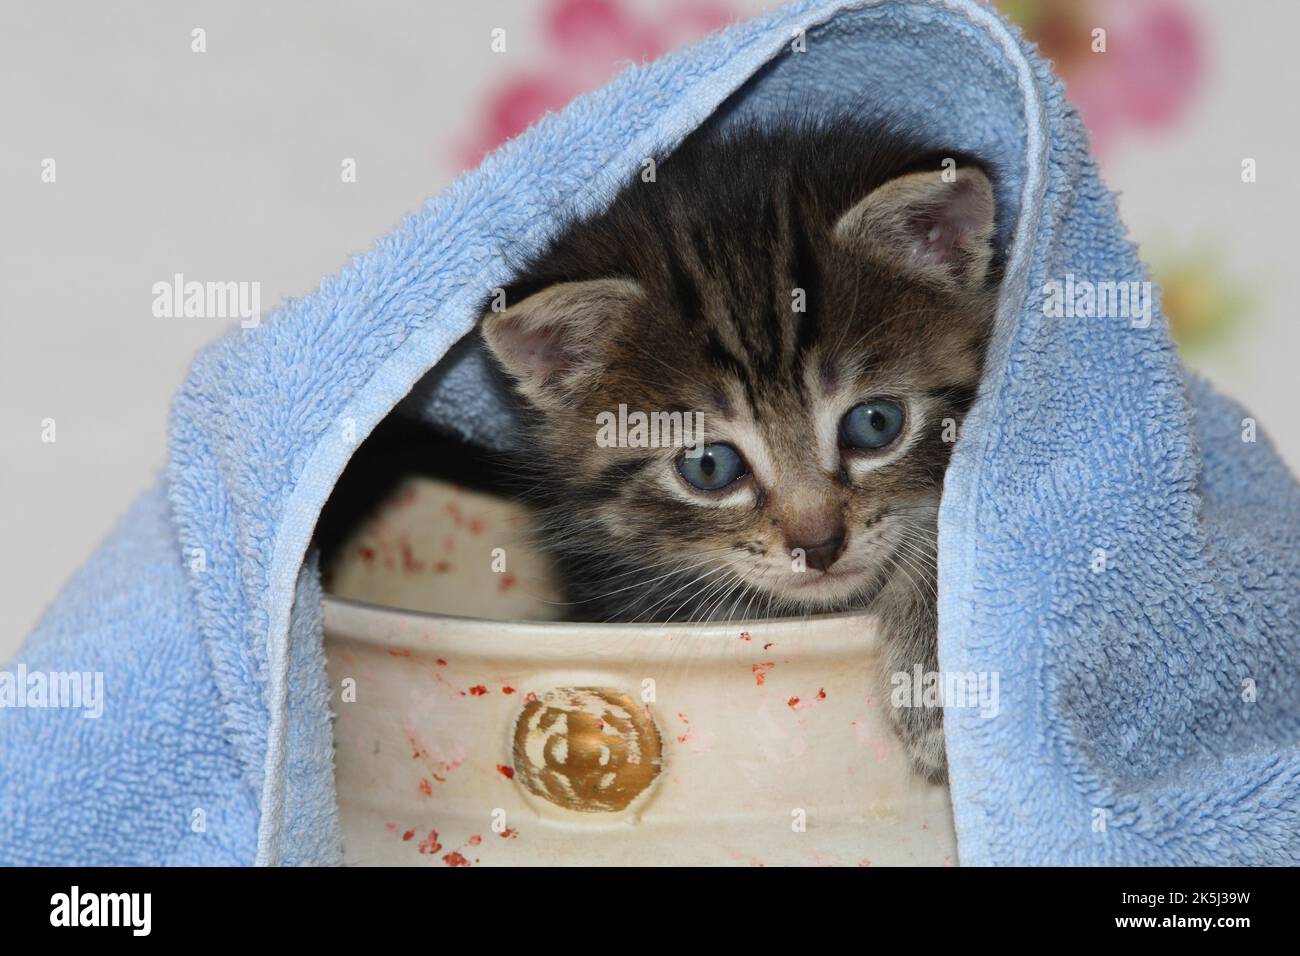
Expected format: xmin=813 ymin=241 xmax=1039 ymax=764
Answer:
xmin=834 ymin=166 xmax=996 ymax=292
xmin=480 ymin=278 xmax=642 ymax=406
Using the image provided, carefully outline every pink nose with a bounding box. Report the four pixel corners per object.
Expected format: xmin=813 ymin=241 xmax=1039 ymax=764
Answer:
xmin=790 ymin=531 xmax=846 ymax=573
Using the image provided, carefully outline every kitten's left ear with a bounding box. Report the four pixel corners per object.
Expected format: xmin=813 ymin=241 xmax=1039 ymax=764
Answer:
xmin=480 ymin=278 xmax=643 ymax=408
xmin=834 ymin=166 xmax=996 ymax=292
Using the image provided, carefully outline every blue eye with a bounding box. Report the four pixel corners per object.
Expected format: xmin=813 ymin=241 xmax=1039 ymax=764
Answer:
xmin=841 ymin=400 xmax=905 ymax=449
xmin=677 ymin=443 xmax=747 ymax=491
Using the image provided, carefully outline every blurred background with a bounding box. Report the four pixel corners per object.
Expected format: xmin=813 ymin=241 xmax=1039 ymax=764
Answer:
xmin=2 ymin=0 xmax=1296 ymax=659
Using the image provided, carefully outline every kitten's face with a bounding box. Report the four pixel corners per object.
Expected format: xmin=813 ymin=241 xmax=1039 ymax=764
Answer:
xmin=501 ymin=268 xmax=989 ymax=616
xmin=482 ymin=125 xmax=998 ymax=620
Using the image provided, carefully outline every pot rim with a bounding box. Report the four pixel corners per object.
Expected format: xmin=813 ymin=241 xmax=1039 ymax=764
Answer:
xmin=321 ymin=592 xmax=886 ymax=660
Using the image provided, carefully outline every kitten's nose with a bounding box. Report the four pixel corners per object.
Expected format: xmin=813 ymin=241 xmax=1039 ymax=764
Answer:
xmin=791 ymin=531 xmax=846 ymax=573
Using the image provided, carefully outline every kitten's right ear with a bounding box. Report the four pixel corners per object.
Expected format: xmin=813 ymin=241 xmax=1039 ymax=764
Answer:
xmin=480 ymin=278 xmax=642 ymax=407
xmin=834 ymin=165 xmax=996 ymax=293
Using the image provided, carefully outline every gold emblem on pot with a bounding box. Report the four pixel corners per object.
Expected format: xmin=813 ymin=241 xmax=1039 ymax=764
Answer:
xmin=512 ymin=687 xmax=663 ymax=812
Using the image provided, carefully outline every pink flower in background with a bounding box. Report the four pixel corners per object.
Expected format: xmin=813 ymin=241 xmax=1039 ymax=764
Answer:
xmin=1068 ymin=0 xmax=1203 ymax=153
xmin=999 ymin=0 xmax=1204 ymax=155
xmin=466 ymin=0 xmax=1202 ymax=165
xmin=460 ymin=0 xmax=735 ymax=167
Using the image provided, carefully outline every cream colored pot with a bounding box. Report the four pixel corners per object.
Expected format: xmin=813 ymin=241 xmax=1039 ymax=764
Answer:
xmin=321 ymin=476 xmax=956 ymax=866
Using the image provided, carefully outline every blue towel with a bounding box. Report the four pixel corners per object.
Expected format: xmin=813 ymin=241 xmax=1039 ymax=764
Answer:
xmin=3 ymin=0 xmax=1296 ymax=866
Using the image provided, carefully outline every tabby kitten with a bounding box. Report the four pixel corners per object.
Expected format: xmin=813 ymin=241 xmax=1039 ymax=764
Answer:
xmin=479 ymin=118 xmax=999 ymax=781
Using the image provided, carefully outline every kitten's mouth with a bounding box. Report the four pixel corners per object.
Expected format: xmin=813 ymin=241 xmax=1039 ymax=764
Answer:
xmin=770 ymin=562 xmax=876 ymax=606
xmin=732 ymin=511 xmax=929 ymax=611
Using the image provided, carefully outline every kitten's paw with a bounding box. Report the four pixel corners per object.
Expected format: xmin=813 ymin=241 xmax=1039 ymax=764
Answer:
xmin=887 ymin=697 xmax=949 ymax=784
xmin=906 ymin=721 xmax=949 ymax=785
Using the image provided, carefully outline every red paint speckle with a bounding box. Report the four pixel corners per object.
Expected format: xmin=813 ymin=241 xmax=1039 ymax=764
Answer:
xmin=525 ymin=691 xmax=538 ymax=702
xmin=418 ymin=778 xmax=433 ymax=796
xmin=442 ymin=851 xmax=471 ymax=867
xmin=676 ymin=712 xmax=693 ymax=745
xmin=402 ymin=829 xmax=415 ymax=842
xmin=435 ymin=659 xmax=447 ymax=667
xmin=418 ymin=830 xmax=442 ymax=854
xmin=739 ymin=631 xmax=752 ymax=641
xmin=434 ymin=561 xmax=452 ymax=574
xmin=501 ymin=828 xmax=519 ymax=839
xmin=498 ymin=573 xmax=517 ymax=592
xmin=384 ymin=822 xmax=397 ymax=832
xmin=468 ymin=516 xmax=487 ymax=535
xmin=468 ymin=834 xmax=482 ymax=846
xmin=502 ymin=686 xmax=516 ymax=695
xmin=358 ymin=546 xmax=376 ymax=561
xmin=387 ymin=648 xmax=411 ymax=657
xmin=788 ymin=688 xmax=827 ymax=711
xmin=752 ymin=662 xmax=775 ymax=686
xmin=497 ymin=764 xmax=515 ymax=779
xmin=468 ymin=685 xmax=489 ymax=696
xmin=400 ymin=540 xmax=424 ymax=573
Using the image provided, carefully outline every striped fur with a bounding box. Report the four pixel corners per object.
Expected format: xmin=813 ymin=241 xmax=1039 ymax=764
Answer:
xmin=480 ymin=118 xmax=1001 ymax=780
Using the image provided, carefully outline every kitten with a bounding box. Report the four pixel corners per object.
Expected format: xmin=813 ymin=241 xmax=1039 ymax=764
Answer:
xmin=478 ymin=117 xmax=999 ymax=782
